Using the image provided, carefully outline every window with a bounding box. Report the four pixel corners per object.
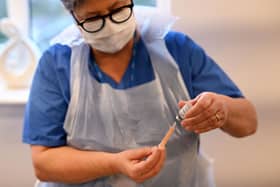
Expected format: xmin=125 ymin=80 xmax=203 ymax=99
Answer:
xmin=0 ymin=0 xmax=168 ymax=97
xmin=30 ymin=0 xmax=72 ymax=50
xmin=135 ymin=0 xmax=156 ymax=6
xmin=2 ymin=0 xmax=168 ymax=52
xmin=2 ymin=0 xmax=166 ymax=51
xmin=30 ymin=0 xmax=158 ymax=51
xmin=0 ymin=0 xmax=8 ymax=44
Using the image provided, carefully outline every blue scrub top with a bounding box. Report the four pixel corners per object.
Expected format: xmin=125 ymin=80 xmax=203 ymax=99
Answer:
xmin=23 ymin=31 xmax=243 ymax=147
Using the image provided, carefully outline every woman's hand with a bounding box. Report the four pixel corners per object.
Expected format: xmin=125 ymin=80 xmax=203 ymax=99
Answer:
xmin=179 ymin=92 xmax=229 ymax=134
xmin=115 ymin=146 xmax=166 ymax=183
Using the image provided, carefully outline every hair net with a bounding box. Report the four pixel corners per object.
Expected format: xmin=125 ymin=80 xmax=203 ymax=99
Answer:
xmin=61 ymin=0 xmax=85 ymax=11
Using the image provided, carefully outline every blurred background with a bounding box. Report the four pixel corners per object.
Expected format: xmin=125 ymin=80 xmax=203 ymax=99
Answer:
xmin=0 ymin=0 xmax=279 ymax=186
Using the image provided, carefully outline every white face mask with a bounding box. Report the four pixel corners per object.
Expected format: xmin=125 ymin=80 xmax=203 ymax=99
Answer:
xmin=80 ymin=15 xmax=136 ymax=54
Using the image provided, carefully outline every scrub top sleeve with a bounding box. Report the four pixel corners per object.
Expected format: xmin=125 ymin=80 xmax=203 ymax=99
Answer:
xmin=165 ymin=32 xmax=243 ymax=99
xmin=22 ymin=48 xmax=68 ymax=147
xmin=189 ymin=42 xmax=244 ymax=98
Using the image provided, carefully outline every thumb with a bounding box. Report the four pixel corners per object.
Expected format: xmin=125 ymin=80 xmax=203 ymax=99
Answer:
xmin=127 ymin=147 xmax=153 ymax=160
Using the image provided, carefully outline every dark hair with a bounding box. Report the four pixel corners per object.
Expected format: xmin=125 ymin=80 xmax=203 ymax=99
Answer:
xmin=61 ymin=0 xmax=85 ymax=11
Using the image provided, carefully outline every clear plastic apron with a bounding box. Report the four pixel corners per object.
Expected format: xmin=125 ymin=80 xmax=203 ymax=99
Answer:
xmin=36 ymin=7 xmax=215 ymax=187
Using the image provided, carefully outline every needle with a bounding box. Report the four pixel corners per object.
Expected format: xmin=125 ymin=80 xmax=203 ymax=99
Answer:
xmin=158 ymin=102 xmax=192 ymax=149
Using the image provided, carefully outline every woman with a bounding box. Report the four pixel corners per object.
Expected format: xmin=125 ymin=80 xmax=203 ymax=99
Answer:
xmin=23 ymin=0 xmax=258 ymax=186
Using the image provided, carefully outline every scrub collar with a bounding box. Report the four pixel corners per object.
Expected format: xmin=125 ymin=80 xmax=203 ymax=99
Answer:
xmin=89 ymin=31 xmax=139 ymax=88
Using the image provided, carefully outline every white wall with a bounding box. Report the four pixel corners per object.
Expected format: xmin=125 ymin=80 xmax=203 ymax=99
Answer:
xmin=0 ymin=105 xmax=35 ymax=187
xmin=172 ymin=0 xmax=280 ymax=29
xmin=170 ymin=1 xmax=280 ymax=187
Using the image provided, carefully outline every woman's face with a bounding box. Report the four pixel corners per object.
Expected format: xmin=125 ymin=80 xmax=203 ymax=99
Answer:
xmin=72 ymin=0 xmax=136 ymax=54
xmin=74 ymin=0 xmax=131 ymax=22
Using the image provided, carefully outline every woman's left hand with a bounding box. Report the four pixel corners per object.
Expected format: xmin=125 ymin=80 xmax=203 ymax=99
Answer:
xmin=179 ymin=92 xmax=229 ymax=134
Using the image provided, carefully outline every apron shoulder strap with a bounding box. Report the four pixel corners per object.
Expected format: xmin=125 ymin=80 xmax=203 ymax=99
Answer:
xmin=142 ymin=34 xmax=192 ymax=101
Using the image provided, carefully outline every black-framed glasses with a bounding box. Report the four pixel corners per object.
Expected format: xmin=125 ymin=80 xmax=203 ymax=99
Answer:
xmin=72 ymin=1 xmax=134 ymax=33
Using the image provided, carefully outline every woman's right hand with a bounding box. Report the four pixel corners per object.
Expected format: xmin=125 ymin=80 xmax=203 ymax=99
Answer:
xmin=115 ymin=146 xmax=166 ymax=183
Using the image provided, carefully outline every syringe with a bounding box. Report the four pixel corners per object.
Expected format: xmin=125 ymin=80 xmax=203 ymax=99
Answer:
xmin=159 ymin=102 xmax=192 ymax=148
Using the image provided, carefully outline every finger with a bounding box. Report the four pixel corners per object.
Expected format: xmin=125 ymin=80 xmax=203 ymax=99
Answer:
xmin=195 ymin=126 xmax=217 ymax=134
xmin=185 ymin=95 xmax=213 ymax=118
xmin=134 ymin=147 xmax=161 ymax=174
xmin=128 ymin=147 xmax=153 ymax=160
xmin=181 ymin=104 xmax=218 ymax=128
xmin=178 ymin=100 xmax=196 ymax=109
xmin=138 ymin=148 xmax=166 ymax=181
xmin=178 ymin=100 xmax=187 ymax=109
xmin=191 ymin=115 xmax=221 ymax=132
xmin=137 ymin=151 xmax=165 ymax=182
